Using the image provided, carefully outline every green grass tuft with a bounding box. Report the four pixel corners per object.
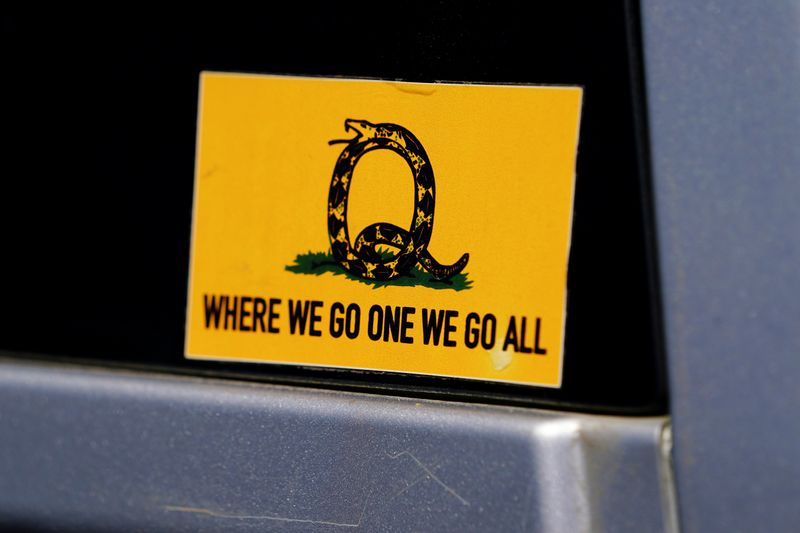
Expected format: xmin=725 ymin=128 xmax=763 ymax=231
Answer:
xmin=286 ymin=250 xmax=473 ymax=291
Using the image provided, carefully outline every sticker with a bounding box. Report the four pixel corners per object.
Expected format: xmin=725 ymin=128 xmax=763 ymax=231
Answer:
xmin=186 ymin=72 xmax=582 ymax=387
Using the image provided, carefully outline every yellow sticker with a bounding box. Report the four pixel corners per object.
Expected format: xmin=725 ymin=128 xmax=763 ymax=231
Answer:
xmin=186 ymin=72 xmax=582 ymax=388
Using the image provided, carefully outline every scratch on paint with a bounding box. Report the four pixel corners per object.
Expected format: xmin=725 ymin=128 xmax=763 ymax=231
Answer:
xmin=390 ymin=472 xmax=428 ymax=502
xmin=386 ymin=450 xmax=470 ymax=506
xmin=164 ymin=491 xmax=370 ymax=528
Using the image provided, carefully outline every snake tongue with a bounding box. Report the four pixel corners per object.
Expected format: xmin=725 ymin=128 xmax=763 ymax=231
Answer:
xmin=328 ymin=120 xmax=363 ymax=146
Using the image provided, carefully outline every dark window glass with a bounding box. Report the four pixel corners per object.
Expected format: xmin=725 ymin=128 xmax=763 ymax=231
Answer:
xmin=0 ymin=2 xmax=665 ymax=414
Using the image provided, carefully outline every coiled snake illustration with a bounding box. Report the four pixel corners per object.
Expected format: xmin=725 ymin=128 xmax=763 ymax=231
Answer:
xmin=327 ymin=119 xmax=469 ymax=282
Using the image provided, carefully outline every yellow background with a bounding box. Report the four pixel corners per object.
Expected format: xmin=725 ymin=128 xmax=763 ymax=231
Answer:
xmin=186 ymin=73 xmax=582 ymax=387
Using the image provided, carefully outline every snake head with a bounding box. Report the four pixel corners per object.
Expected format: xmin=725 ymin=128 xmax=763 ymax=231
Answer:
xmin=344 ymin=119 xmax=377 ymax=140
xmin=329 ymin=118 xmax=377 ymax=145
